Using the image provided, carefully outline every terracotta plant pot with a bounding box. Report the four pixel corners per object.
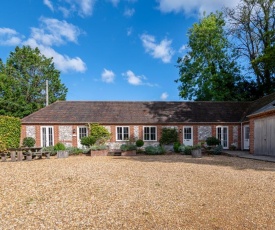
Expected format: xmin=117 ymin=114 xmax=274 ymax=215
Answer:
xmin=121 ymin=150 xmax=137 ymax=156
xmin=90 ymin=149 xmax=108 ymax=156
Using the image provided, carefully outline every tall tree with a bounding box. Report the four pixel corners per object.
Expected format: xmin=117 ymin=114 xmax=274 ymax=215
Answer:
xmin=176 ymin=12 xmax=247 ymax=101
xmin=225 ymin=0 xmax=275 ymax=97
xmin=0 ymin=46 xmax=68 ymax=118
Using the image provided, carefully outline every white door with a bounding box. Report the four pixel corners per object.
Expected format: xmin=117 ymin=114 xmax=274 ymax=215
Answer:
xmin=77 ymin=126 xmax=88 ymax=148
xmin=183 ymin=126 xmax=193 ymax=146
xmin=243 ymin=125 xmax=250 ymax=150
xmin=216 ymin=126 xmax=228 ymax=149
xmin=41 ymin=126 xmax=54 ymax=147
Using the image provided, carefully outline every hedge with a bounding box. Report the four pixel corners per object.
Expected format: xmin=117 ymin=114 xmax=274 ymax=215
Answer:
xmin=0 ymin=116 xmax=21 ymax=148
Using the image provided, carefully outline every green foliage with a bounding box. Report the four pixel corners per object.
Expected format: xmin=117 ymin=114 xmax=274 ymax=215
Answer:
xmin=90 ymin=145 xmax=108 ymax=151
xmin=136 ymin=139 xmax=144 ymax=148
xmin=179 ymin=145 xmax=192 ymax=155
xmin=0 ymin=115 xmax=21 ymax=149
xmin=173 ymin=141 xmax=181 ymax=153
xmin=176 ymin=12 xmax=249 ymax=101
xmin=159 ymin=128 xmax=178 ymax=145
xmin=89 ymin=123 xmax=111 ymax=145
xmin=0 ymin=139 xmax=7 ymax=153
xmin=54 ymin=142 xmax=66 ymax=151
xmin=225 ymin=0 xmax=275 ymax=97
xmin=0 ymin=46 xmax=68 ymax=118
xmin=206 ymin=136 xmax=220 ymax=146
xmin=66 ymin=147 xmax=83 ymax=155
xmin=191 ymin=144 xmax=202 ymax=150
xmin=42 ymin=146 xmax=55 ymax=156
xmin=120 ymin=144 xmax=137 ymax=151
xmin=145 ymin=145 xmax=165 ymax=155
xmin=80 ymin=136 xmax=96 ymax=148
xmin=22 ymin=137 xmax=36 ymax=147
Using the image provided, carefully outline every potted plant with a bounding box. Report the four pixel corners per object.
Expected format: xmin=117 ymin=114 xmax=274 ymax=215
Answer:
xmin=191 ymin=144 xmax=202 ymax=158
xmin=206 ymin=136 xmax=220 ymax=147
xmin=120 ymin=143 xmax=137 ymax=156
xmin=22 ymin=137 xmax=36 ymax=148
xmin=54 ymin=142 xmax=68 ymax=158
xmin=136 ymin=139 xmax=144 ymax=154
xmin=90 ymin=144 xmax=109 ymax=156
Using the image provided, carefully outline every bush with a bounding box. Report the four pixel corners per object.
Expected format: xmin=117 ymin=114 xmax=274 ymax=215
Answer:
xmin=22 ymin=137 xmax=36 ymax=147
xmin=0 ymin=116 xmax=21 ymax=149
xmin=120 ymin=144 xmax=137 ymax=151
xmin=66 ymin=147 xmax=83 ymax=155
xmin=81 ymin=136 xmax=96 ymax=148
xmin=173 ymin=142 xmax=181 ymax=153
xmin=42 ymin=146 xmax=55 ymax=156
xmin=89 ymin=123 xmax=111 ymax=145
xmin=136 ymin=139 xmax=144 ymax=148
xmin=54 ymin=142 xmax=66 ymax=151
xmin=179 ymin=145 xmax=192 ymax=155
xmin=0 ymin=139 xmax=7 ymax=153
xmin=159 ymin=128 xmax=179 ymax=145
xmin=213 ymin=145 xmax=223 ymax=155
xmin=145 ymin=145 xmax=165 ymax=155
xmin=206 ymin=136 xmax=220 ymax=146
xmin=90 ymin=145 xmax=108 ymax=151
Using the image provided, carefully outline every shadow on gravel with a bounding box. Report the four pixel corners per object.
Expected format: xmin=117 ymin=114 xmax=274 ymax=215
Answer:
xmin=112 ymin=154 xmax=275 ymax=172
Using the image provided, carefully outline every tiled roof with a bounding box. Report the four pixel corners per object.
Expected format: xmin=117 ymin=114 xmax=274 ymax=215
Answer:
xmin=242 ymin=92 xmax=275 ymax=120
xmin=21 ymin=101 xmax=252 ymax=124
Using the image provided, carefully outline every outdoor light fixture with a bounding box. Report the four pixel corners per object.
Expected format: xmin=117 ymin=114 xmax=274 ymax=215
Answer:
xmin=179 ymin=129 xmax=182 ymax=133
xmin=73 ymin=129 xmax=76 ymax=134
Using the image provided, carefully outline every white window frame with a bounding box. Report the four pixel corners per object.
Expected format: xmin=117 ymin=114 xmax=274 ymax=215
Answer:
xmin=41 ymin=126 xmax=54 ymax=147
xmin=143 ymin=126 xmax=157 ymax=141
xmin=116 ymin=126 xmax=130 ymax=141
xmin=77 ymin=126 xmax=88 ymax=148
xmin=216 ymin=126 xmax=229 ymax=149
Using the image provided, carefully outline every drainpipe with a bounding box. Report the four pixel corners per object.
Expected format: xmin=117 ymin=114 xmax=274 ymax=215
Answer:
xmin=241 ymin=122 xmax=243 ymax=151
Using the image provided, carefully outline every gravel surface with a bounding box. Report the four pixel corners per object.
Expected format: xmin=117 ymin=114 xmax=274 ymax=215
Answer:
xmin=1 ymin=155 xmax=275 ymax=230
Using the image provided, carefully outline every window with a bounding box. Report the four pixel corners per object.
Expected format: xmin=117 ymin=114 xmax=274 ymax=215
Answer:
xmin=143 ymin=126 xmax=157 ymax=141
xmin=78 ymin=126 xmax=88 ymax=148
xmin=41 ymin=126 xmax=54 ymax=147
xmin=116 ymin=126 xmax=129 ymax=141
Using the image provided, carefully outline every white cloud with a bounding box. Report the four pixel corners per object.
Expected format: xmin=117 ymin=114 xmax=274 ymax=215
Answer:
xmin=140 ymin=33 xmax=174 ymax=63
xmin=178 ymin=44 xmax=188 ymax=53
xmin=101 ymin=68 xmax=115 ymax=83
xmin=24 ymin=39 xmax=86 ymax=73
xmin=161 ymin=92 xmax=168 ymax=100
xmin=43 ymin=0 xmax=54 ymax=11
xmin=124 ymin=8 xmax=135 ymax=17
xmin=44 ymin=0 xmax=95 ymax=18
xmin=109 ymin=0 xmax=120 ymax=7
xmin=0 ymin=28 xmax=22 ymax=46
xmin=127 ymin=27 xmax=133 ymax=36
xmin=30 ymin=17 xmax=82 ymax=46
xmin=156 ymin=0 xmax=240 ymax=16
xmin=124 ymin=70 xmax=143 ymax=85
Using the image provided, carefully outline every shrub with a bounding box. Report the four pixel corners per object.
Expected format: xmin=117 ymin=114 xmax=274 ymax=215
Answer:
xmin=81 ymin=136 xmax=96 ymax=148
xmin=0 ymin=116 xmax=21 ymax=149
xmin=42 ymin=146 xmax=55 ymax=156
xmin=145 ymin=145 xmax=165 ymax=155
xmin=136 ymin=139 xmax=144 ymax=148
xmin=66 ymin=147 xmax=83 ymax=155
xmin=54 ymin=142 xmax=66 ymax=151
xmin=0 ymin=139 xmax=7 ymax=153
xmin=173 ymin=141 xmax=181 ymax=153
xmin=179 ymin=145 xmax=192 ymax=155
xmin=90 ymin=145 xmax=108 ymax=151
xmin=206 ymin=136 xmax=220 ymax=146
xmin=22 ymin=137 xmax=36 ymax=147
xmin=159 ymin=128 xmax=179 ymax=145
xmin=89 ymin=123 xmax=111 ymax=145
xmin=213 ymin=145 xmax=223 ymax=155
xmin=120 ymin=144 xmax=137 ymax=151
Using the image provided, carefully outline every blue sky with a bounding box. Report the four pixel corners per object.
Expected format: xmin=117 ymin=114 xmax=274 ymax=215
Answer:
xmin=0 ymin=0 xmax=240 ymax=101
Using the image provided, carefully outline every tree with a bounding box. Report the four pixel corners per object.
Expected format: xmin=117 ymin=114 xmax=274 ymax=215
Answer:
xmin=225 ymin=0 xmax=275 ymax=97
xmin=176 ymin=12 xmax=247 ymax=101
xmin=0 ymin=46 xmax=68 ymax=118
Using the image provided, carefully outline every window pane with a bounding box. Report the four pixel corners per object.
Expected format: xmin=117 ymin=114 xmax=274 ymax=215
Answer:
xmin=42 ymin=128 xmax=47 ymax=147
xmin=49 ymin=128 xmax=53 ymax=146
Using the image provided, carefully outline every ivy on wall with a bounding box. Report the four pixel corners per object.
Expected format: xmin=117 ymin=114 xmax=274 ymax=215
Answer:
xmin=0 ymin=116 xmax=21 ymax=148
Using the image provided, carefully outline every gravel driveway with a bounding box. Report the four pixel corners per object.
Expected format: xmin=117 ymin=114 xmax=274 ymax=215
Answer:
xmin=1 ymin=155 xmax=275 ymax=229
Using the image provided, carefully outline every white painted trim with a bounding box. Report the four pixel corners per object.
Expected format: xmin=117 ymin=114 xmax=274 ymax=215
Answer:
xmin=40 ymin=126 xmax=54 ymax=147
xmin=143 ymin=126 xmax=157 ymax=141
xmin=115 ymin=126 xmax=130 ymax=141
xmin=183 ymin=126 xmax=193 ymax=146
xmin=77 ymin=126 xmax=88 ymax=148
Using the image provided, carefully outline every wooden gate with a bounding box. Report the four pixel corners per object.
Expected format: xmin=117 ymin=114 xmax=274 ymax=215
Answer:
xmin=254 ymin=117 xmax=275 ymax=156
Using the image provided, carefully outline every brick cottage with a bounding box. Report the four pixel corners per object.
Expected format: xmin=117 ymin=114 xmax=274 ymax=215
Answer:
xmin=21 ymin=93 xmax=275 ymax=156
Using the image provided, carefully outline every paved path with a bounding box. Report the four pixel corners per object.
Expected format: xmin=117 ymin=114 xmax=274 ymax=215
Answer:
xmin=223 ymin=151 xmax=275 ymax=163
